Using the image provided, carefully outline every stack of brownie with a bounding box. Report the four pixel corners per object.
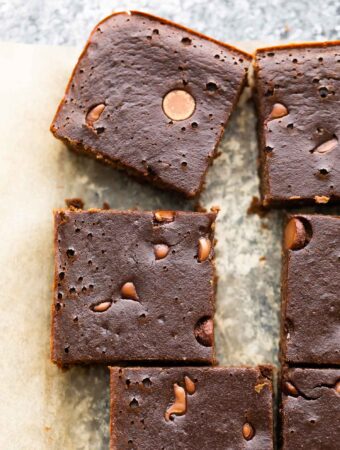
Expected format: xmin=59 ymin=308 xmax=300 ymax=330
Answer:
xmin=254 ymin=44 xmax=340 ymax=449
xmin=50 ymin=10 xmax=340 ymax=449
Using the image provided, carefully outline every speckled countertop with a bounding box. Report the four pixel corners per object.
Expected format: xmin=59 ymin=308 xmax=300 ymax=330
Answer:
xmin=0 ymin=2 xmax=339 ymax=449
xmin=1 ymin=0 xmax=339 ymax=45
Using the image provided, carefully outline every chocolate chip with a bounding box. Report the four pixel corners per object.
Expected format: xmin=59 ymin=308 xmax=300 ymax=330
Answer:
xmin=335 ymin=381 xmax=340 ymax=393
xmin=154 ymin=210 xmax=175 ymax=223
xmin=164 ymin=383 xmax=187 ymax=421
xmin=314 ymin=195 xmax=330 ymax=204
xmin=268 ymin=103 xmax=288 ymax=120
xmin=92 ymin=301 xmax=112 ymax=312
xmin=284 ymin=381 xmax=299 ymax=397
xmin=242 ymin=422 xmax=255 ymax=441
xmin=198 ymin=237 xmax=212 ymax=262
xmin=154 ymin=244 xmax=170 ymax=260
xmin=121 ymin=282 xmax=139 ymax=301
xmin=162 ymin=90 xmax=195 ymax=121
xmin=184 ymin=376 xmax=196 ymax=395
xmin=194 ymin=317 xmax=213 ymax=347
xmin=312 ymin=137 xmax=338 ymax=154
xmin=284 ymin=218 xmax=307 ymax=250
xmin=86 ymin=103 xmax=105 ymax=128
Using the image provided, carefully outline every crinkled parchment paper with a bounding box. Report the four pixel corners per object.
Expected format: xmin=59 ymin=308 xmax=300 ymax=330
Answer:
xmin=0 ymin=42 xmax=282 ymax=450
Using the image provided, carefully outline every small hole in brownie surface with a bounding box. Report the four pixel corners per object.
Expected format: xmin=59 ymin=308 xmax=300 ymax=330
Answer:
xmin=265 ymin=146 xmax=273 ymax=153
xmin=55 ymin=302 xmax=62 ymax=311
xmin=318 ymin=57 xmax=323 ymax=62
xmin=191 ymin=122 xmax=198 ymax=129
xmin=59 ymin=272 xmax=65 ymax=280
xmin=69 ymin=287 xmax=76 ymax=294
xmin=206 ymin=82 xmax=218 ymax=92
xmin=292 ymin=58 xmax=298 ymax=63
xmin=319 ymin=87 xmax=329 ymax=98
xmin=57 ymin=293 xmax=63 ymax=300
xmin=126 ymin=379 xmax=131 ymax=387
xmin=142 ymin=378 xmax=152 ymax=387
xmin=64 ymin=346 xmax=69 ymax=353
xmin=153 ymin=29 xmax=159 ymax=35
xmin=181 ymin=37 xmax=192 ymax=45
xmin=287 ymin=123 xmax=294 ymax=129
xmin=214 ymin=54 xmax=220 ymax=59
xmin=319 ymin=168 xmax=329 ymax=175
xmin=66 ymin=248 xmax=75 ymax=257
xmin=265 ymin=88 xmax=274 ymax=97
xmin=96 ymin=127 xmax=105 ymax=134
xmin=130 ymin=398 xmax=139 ymax=408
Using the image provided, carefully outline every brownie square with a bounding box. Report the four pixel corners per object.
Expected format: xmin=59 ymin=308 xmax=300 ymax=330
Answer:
xmin=110 ymin=366 xmax=274 ymax=450
xmin=281 ymin=368 xmax=340 ymax=450
xmin=281 ymin=214 xmax=340 ymax=365
xmin=254 ymin=42 xmax=340 ymax=206
xmin=51 ymin=11 xmax=251 ymax=197
xmin=52 ymin=209 xmax=217 ymax=365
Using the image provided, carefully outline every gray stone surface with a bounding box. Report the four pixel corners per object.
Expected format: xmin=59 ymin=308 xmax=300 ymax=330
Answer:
xmin=1 ymin=0 xmax=339 ymax=45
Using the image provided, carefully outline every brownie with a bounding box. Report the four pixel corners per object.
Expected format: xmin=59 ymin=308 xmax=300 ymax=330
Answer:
xmin=254 ymin=42 xmax=340 ymax=206
xmin=110 ymin=366 xmax=274 ymax=450
xmin=50 ymin=11 xmax=251 ymax=197
xmin=281 ymin=214 xmax=340 ymax=365
xmin=281 ymin=368 xmax=340 ymax=450
xmin=52 ymin=209 xmax=217 ymax=365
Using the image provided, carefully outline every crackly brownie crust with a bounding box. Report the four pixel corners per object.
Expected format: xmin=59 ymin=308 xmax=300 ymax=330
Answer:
xmin=110 ymin=366 xmax=274 ymax=450
xmin=281 ymin=368 xmax=340 ymax=450
xmin=254 ymin=42 xmax=340 ymax=206
xmin=51 ymin=11 xmax=251 ymax=197
xmin=51 ymin=209 xmax=217 ymax=365
xmin=280 ymin=214 xmax=340 ymax=365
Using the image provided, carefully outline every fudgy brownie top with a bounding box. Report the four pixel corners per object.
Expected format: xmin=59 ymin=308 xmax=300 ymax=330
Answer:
xmin=255 ymin=42 xmax=340 ymax=206
xmin=281 ymin=368 xmax=340 ymax=450
xmin=281 ymin=214 xmax=340 ymax=365
xmin=110 ymin=366 xmax=274 ymax=450
xmin=51 ymin=11 xmax=251 ymax=197
xmin=52 ymin=209 xmax=217 ymax=365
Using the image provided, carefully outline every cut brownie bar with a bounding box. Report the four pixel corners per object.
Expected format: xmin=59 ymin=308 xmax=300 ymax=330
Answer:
xmin=110 ymin=366 xmax=274 ymax=450
xmin=254 ymin=42 xmax=340 ymax=206
xmin=281 ymin=368 xmax=340 ymax=450
xmin=52 ymin=209 xmax=217 ymax=365
xmin=51 ymin=11 xmax=251 ymax=197
xmin=281 ymin=214 xmax=340 ymax=365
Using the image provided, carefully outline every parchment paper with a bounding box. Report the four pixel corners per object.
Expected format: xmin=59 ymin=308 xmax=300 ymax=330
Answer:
xmin=0 ymin=42 xmax=282 ymax=450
